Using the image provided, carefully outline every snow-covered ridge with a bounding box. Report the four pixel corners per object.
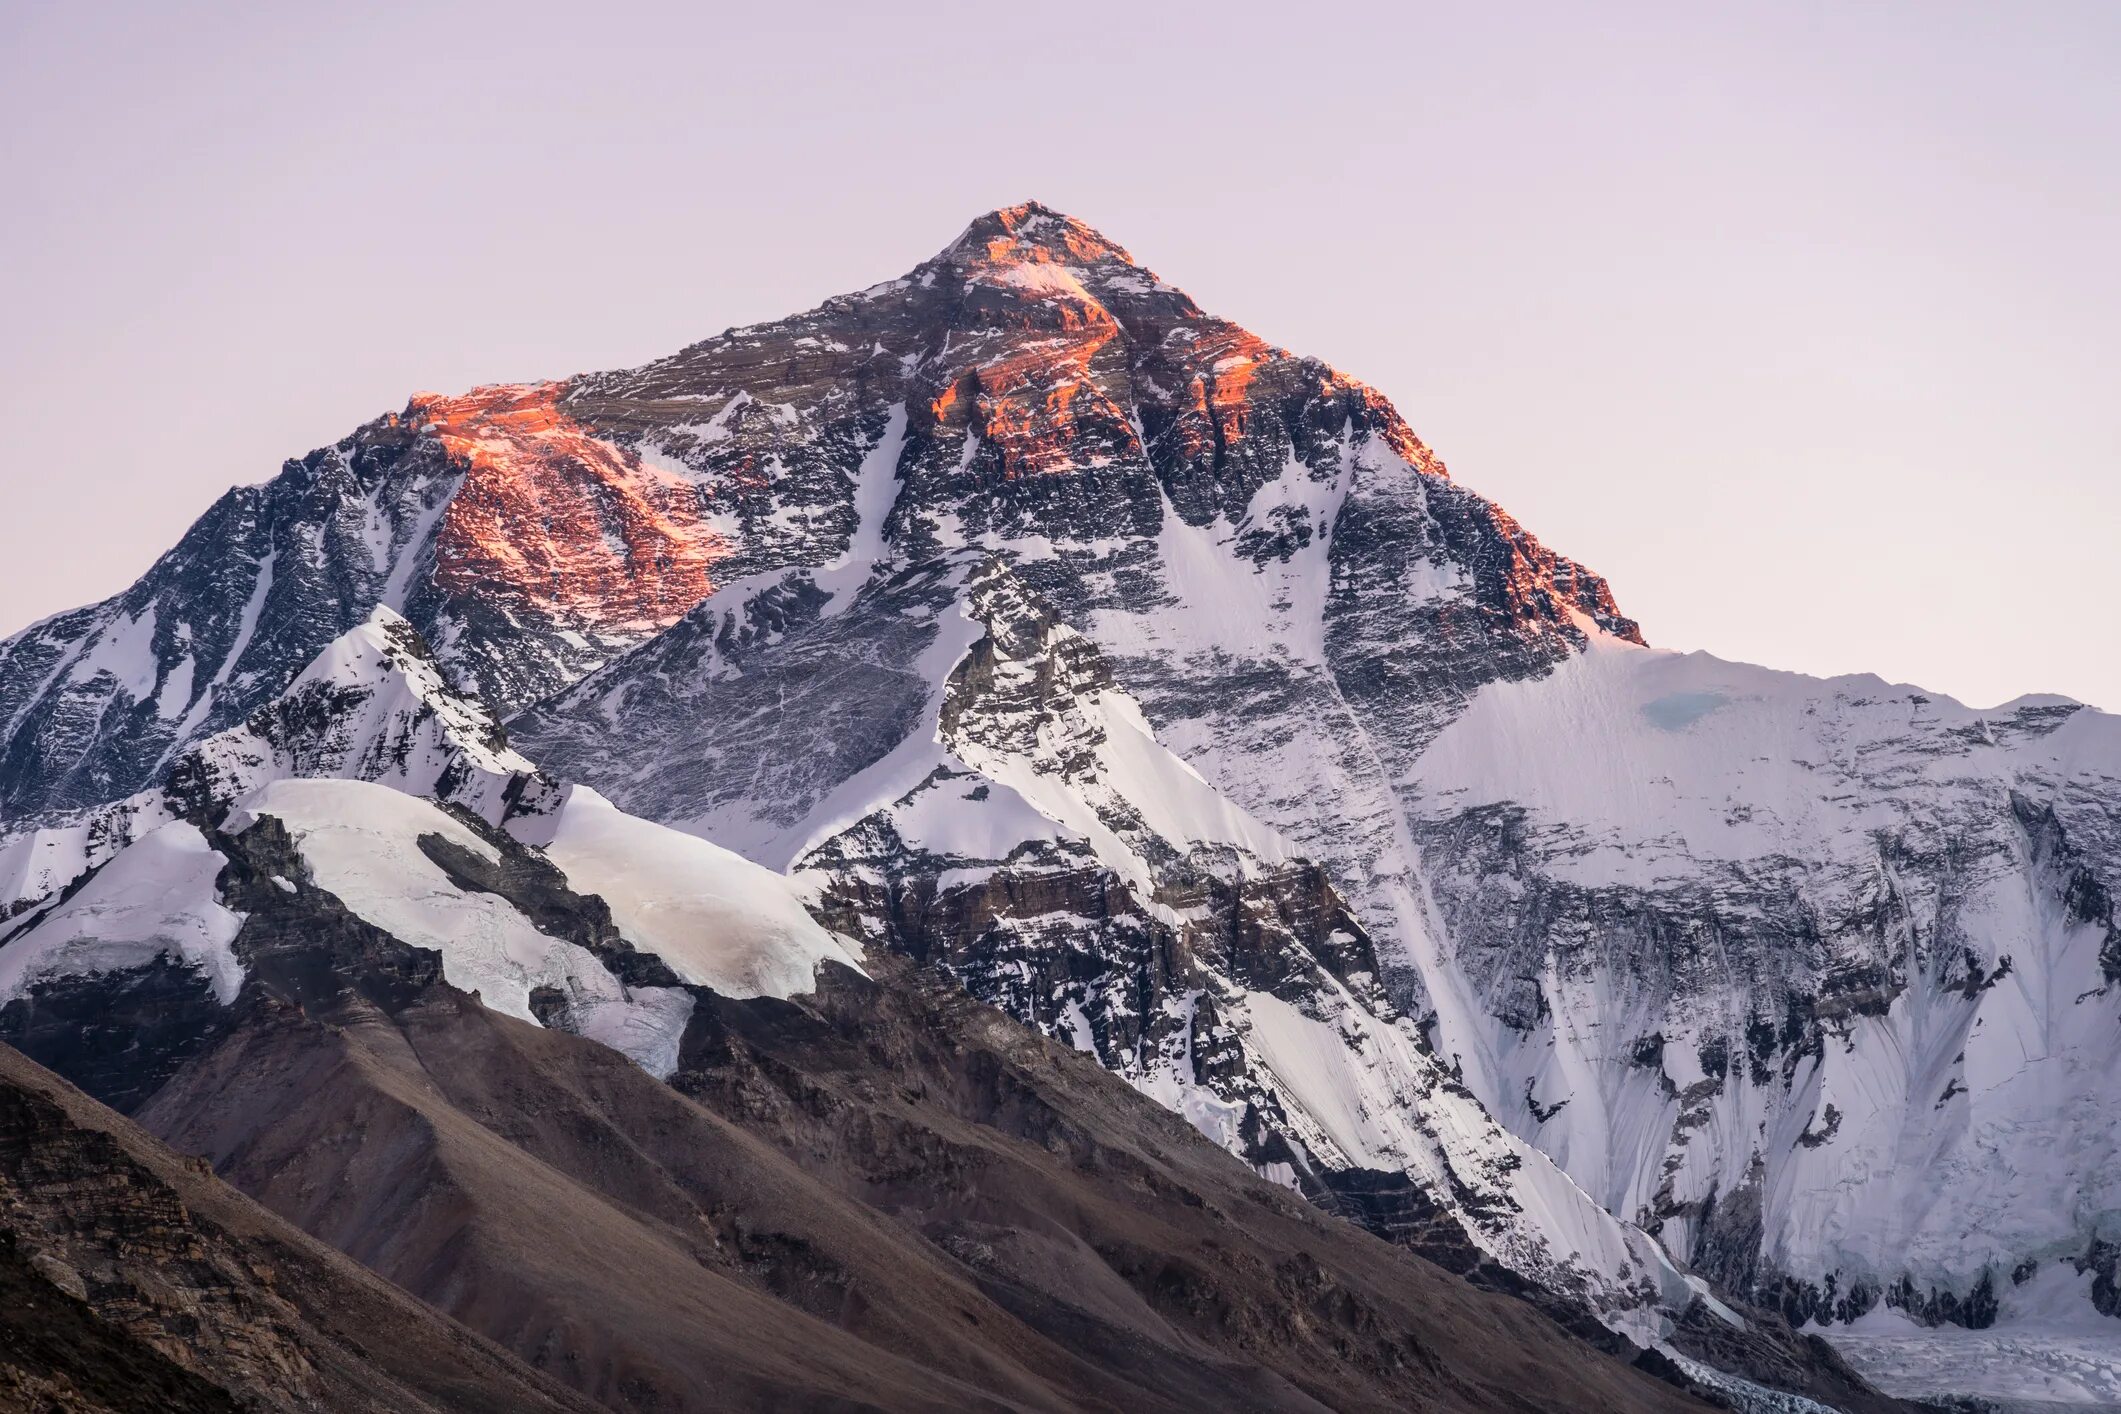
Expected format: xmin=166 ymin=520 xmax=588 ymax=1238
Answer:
xmin=940 ymin=559 xmax=1294 ymax=899
xmin=227 ymin=777 xmax=698 ymax=1077
xmin=0 ymin=605 xmax=541 ymax=924
xmin=179 ymin=604 xmax=538 ymax=822
xmin=0 ymin=610 xmax=867 ymax=1080
xmin=511 ymin=782 xmax=864 ymax=1002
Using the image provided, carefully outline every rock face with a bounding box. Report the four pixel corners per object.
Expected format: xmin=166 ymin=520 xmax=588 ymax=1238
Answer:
xmin=0 ymin=383 xmax=717 ymax=820
xmin=778 ymin=557 xmax=1693 ymax=1341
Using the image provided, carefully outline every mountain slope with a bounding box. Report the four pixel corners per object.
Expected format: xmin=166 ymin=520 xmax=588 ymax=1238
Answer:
xmin=689 ymin=554 xmax=1696 ymax=1337
xmin=1404 ymin=631 xmax=2121 ymax=1327
xmin=0 ymin=1040 xmax=599 ymax=1414
xmin=504 ymin=203 xmax=2121 ymax=1346
xmin=0 ymin=202 xmax=1627 ymax=833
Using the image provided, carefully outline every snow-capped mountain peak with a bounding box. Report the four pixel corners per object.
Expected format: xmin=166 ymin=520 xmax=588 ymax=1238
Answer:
xmin=939 ymin=200 xmax=1148 ymax=272
xmin=3 ymin=203 xmax=2107 ymax=1408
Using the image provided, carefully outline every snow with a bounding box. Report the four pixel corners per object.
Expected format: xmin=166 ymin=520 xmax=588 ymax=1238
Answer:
xmin=1089 ymin=463 xmax=1356 ymax=672
xmin=733 ymin=552 xmax=1688 ymax=1341
xmin=983 ymin=261 xmax=1097 ymax=303
xmin=1405 ymin=626 xmax=2121 ymax=1312
xmin=950 ymin=669 xmax=1290 ymax=900
xmin=672 ymin=390 xmax=752 ymax=446
xmin=70 ymin=605 xmax=160 ymax=699
xmin=1225 ymin=969 xmax=1688 ymax=1342
xmin=0 ymin=791 xmax=179 ymax=922
xmin=945 ymin=568 xmax=1295 ymax=898
xmin=154 ymin=654 xmax=197 ymax=721
xmin=811 ymin=403 xmax=907 ymax=617
xmin=1 ymin=613 xmax=108 ymax=746
xmin=764 ymin=556 xmax=1298 ymax=902
xmin=0 ymin=821 xmax=243 ymax=1005
xmin=1659 ymin=1349 xmax=1844 ymax=1413
xmin=1058 ymin=999 xmax=1097 ymax=1054
xmin=229 ymin=778 xmax=691 ymax=1077
xmin=1126 ymin=990 xmax=1249 ymax=1155
xmin=382 ymin=475 xmax=458 ymax=609
xmin=514 ymin=784 xmax=864 ymax=1001
xmin=0 ymin=826 xmax=92 ymax=918
xmin=885 ymin=768 xmax=1075 ymax=864
xmin=739 ymin=591 xmax=988 ymax=869
xmin=188 ymin=605 xmax=535 ymax=823
xmin=1 ymin=608 xmax=531 ymax=925
xmin=1409 ymin=631 xmax=2089 ymax=887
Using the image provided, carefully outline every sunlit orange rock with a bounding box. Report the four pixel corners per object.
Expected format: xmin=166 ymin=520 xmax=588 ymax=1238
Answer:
xmin=938 ymin=209 xmax=1143 ymax=478
xmin=410 ymin=383 xmax=728 ymax=641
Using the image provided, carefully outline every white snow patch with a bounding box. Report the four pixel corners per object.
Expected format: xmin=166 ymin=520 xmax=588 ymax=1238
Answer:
xmin=0 ymin=822 xmax=243 ymax=1005
xmin=516 ymin=785 xmax=864 ymax=1000
xmin=71 ymin=605 xmax=159 ymax=699
xmin=174 ymin=548 xmax=277 ymax=746
xmin=812 ymin=403 xmax=907 ymax=617
xmin=1822 ymin=1271 xmax=2121 ymax=1411
xmin=229 ymin=779 xmax=691 ymax=1076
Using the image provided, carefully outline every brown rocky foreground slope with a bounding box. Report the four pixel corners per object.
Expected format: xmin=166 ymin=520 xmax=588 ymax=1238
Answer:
xmin=0 ymin=1041 xmax=596 ymax=1414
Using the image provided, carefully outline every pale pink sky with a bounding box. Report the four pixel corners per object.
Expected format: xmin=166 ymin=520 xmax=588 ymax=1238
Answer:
xmin=3 ymin=2 xmax=2114 ymax=710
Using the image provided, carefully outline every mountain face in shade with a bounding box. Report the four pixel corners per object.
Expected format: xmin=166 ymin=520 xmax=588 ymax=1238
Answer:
xmin=0 ymin=200 xmax=2113 ymax=1411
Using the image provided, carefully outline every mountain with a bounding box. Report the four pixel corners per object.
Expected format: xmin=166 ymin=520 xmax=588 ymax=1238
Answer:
xmin=1405 ymin=637 xmax=2121 ymax=1326
xmin=1 ymin=198 xmax=2110 ymax=1408
xmin=0 ymin=203 xmax=1627 ymax=826
xmin=0 ymin=618 xmax=1720 ymax=1413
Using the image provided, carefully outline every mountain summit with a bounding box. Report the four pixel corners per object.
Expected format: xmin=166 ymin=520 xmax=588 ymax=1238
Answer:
xmin=0 ymin=203 xmax=1632 ymax=820
xmin=941 ymin=199 xmax=1151 ymax=271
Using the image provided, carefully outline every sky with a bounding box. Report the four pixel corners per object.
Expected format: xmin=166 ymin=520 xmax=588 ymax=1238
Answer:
xmin=2 ymin=1 xmax=2115 ymax=711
